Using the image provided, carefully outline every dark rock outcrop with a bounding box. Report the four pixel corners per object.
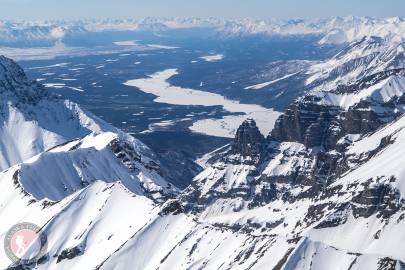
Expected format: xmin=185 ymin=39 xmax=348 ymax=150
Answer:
xmin=56 ymin=246 xmax=84 ymax=263
xmin=159 ymin=199 xmax=184 ymax=216
xmin=0 ymin=55 xmax=49 ymax=104
xmin=229 ymin=118 xmax=265 ymax=162
xmin=271 ymin=101 xmax=340 ymax=148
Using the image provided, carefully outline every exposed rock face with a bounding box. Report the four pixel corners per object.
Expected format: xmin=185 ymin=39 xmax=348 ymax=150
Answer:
xmin=351 ymin=179 xmax=402 ymax=219
xmin=272 ymin=69 xmax=405 ymax=150
xmin=180 ymin=119 xmax=267 ymax=211
xmin=271 ymin=101 xmax=340 ymax=148
xmin=56 ymin=246 xmax=84 ymax=263
xmin=230 ymin=118 xmax=265 ymax=162
xmin=0 ymin=55 xmax=48 ymax=104
xmin=265 ymin=69 xmax=405 ymax=191
xmin=159 ymin=199 xmax=184 ymax=216
xmin=183 ymin=67 xmax=405 ymax=209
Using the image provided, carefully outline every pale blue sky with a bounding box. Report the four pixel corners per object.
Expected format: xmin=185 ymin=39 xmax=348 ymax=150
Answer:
xmin=1 ymin=0 xmax=404 ymax=20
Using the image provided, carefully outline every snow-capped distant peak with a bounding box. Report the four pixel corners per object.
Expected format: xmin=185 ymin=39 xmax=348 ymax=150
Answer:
xmin=2 ymin=16 xmax=405 ymax=47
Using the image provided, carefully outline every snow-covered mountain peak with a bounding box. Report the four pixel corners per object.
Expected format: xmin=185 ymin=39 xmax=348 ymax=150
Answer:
xmin=315 ymin=74 xmax=405 ymax=109
xmin=306 ymin=37 xmax=405 ymax=91
xmin=7 ymin=131 xmax=176 ymax=203
xmin=0 ymin=56 xmax=163 ymax=177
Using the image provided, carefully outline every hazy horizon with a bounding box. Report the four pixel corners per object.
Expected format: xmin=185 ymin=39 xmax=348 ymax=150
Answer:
xmin=1 ymin=0 xmax=405 ymax=20
xmin=2 ymin=15 xmax=405 ymax=22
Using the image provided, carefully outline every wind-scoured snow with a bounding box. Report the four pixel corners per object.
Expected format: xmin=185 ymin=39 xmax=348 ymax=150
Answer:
xmin=0 ymin=98 xmax=104 ymax=171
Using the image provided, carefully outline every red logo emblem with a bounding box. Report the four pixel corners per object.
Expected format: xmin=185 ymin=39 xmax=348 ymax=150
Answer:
xmin=4 ymin=222 xmax=47 ymax=265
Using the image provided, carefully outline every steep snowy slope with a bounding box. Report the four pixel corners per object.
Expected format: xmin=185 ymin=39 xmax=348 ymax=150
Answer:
xmin=0 ymin=131 xmax=176 ymax=269
xmin=0 ymin=56 xmax=178 ymax=268
xmin=96 ymin=116 xmax=405 ymax=269
xmin=0 ymin=55 xmax=161 ymax=172
xmin=306 ymin=37 xmax=405 ymax=91
xmin=0 ymin=55 xmax=106 ymax=170
xmin=0 ymin=180 xmax=161 ymax=269
xmin=6 ymin=132 xmax=174 ymax=202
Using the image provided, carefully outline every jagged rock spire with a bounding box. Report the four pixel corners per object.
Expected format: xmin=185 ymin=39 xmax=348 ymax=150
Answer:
xmin=230 ymin=118 xmax=265 ymax=158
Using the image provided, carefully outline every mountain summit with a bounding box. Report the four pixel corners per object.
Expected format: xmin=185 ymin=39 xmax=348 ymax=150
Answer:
xmin=230 ymin=118 xmax=265 ymax=161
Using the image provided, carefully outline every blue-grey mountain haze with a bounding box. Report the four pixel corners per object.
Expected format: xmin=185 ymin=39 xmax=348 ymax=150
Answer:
xmin=0 ymin=0 xmax=404 ymax=20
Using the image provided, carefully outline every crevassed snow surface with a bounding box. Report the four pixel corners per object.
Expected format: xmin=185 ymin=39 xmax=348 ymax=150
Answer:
xmin=124 ymin=69 xmax=281 ymax=137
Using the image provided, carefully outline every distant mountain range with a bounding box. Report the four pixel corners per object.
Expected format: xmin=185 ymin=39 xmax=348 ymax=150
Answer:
xmin=1 ymin=16 xmax=405 ymax=47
